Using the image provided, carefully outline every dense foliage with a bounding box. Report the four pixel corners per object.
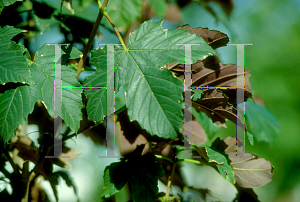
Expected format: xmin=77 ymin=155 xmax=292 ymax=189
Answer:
xmin=0 ymin=0 xmax=280 ymax=201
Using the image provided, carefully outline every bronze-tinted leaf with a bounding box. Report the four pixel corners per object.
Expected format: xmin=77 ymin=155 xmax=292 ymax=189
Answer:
xmin=168 ymin=59 xmax=252 ymax=127
xmin=171 ymin=61 xmax=251 ymax=95
xmin=176 ymin=25 xmax=229 ymax=49
xmin=192 ymin=95 xmax=244 ymax=128
xmin=224 ymin=137 xmax=274 ymax=188
xmin=181 ymin=120 xmax=207 ymax=146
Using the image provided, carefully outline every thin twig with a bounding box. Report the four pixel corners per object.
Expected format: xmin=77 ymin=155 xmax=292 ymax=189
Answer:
xmin=31 ymin=145 xmax=52 ymax=175
xmin=155 ymin=154 xmax=174 ymax=163
xmin=165 ymin=162 xmax=176 ymax=201
xmin=76 ymin=0 xmax=110 ymax=78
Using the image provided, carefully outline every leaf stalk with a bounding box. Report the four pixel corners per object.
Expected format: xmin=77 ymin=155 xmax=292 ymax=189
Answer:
xmin=98 ymin=0 xmax=127 ymax=51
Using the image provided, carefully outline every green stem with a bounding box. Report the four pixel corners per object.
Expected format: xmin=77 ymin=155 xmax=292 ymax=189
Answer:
xmin=177 ymin=158 xmax=212 ymax=166
xmin=165 ymin=162 xmax=176 ymax=201
xmin=178 ymin=158 xmax=202 ymax=164
xmin=155 ymin=154 xmax=174 ymax=163
xmin=98 ymin=0 xmax=127 ymax=51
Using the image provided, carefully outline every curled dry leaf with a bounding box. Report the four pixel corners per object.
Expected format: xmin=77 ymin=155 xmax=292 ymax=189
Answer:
xmin=176 ymin=25 xmax=229 ymax=49
xmin=170 ymin=60 xmax=251 ymax=127
xmin=224 ymin=137 xmax=274 ymax=188
xmin=165 ymin=25 xmax=251 ymax=128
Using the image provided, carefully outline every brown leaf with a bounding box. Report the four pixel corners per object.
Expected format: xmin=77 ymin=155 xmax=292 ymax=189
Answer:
xmin=168 ymin=58 xmax=252 ymax=127
xmin=181 ymin=120 xmax=207 ymax=146
xmin=176 ymin=25 xmax=229 ymax=49
xmin=224 ymin=137 xmax=274 ymax=188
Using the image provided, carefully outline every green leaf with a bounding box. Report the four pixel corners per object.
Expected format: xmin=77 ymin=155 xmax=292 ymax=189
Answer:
xmin=0 ymin=85 xmax=38 ymax=144
xmin=0 ymin=0 xmax=18 ymax=13
xmin=238 ymin=99 xmax=280 ymax=145
xmin=194 ymin=146 xmax=235 ymax=184
xmin=102 ymin=161 xmax=131 ymax=198
xmin=149 ymin=0 xmax=167 ymax=18
xmin=123 ymin=20 xmax=216 ymax=139
xmin=0 ymin=26 xmax=34 ymax=85
xmin=30 ymin=44 xmax=83 ymax=132
xmin=102 ymin=145 xmax=165 ymax=201
xmin=191 ymin=89 xmax=202 ymax=101
xmin=84 ymin=20 xmax=216 ymax=138
xmin=83 ymin=46 xmax=123 ymax=122
xmin=105 ymin=0 xmax=142 ymax=31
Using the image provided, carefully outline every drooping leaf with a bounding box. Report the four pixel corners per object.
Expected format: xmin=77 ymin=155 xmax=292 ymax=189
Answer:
xmin=176 ymin=25 xmax=229 ymax=49
xmin=193 ymin=146 xmax=235 ymax=184
xmin=0 ymin=0 xmax=18 ymax=13
xmin=30 ymin=44 xmax=83 ymax=132
xmin=102 ymin=145 xmax=165 ymax=201
xmin=238 ymin=99 xmax=280 ymax=145
xmin=0 ymin=25 xmax=34 ymax=85
xmin=105 ymin=0 xmax=142 ymax=31
xmin=224 ymin=137 xmax=274 ymax=188
xmin=149 ymin=0 xmax=167 ymax=18
xmin=0 ymin=85 xmax=38 ymax=144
